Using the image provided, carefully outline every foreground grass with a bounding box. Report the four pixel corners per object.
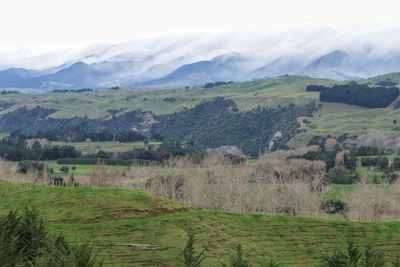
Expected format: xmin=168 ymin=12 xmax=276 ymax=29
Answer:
xmin=1 ymin=180 xmax=400 ymax=266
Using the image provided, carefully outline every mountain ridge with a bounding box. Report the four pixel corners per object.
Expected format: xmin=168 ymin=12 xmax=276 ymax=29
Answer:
xmin=3 ymin=44 xmax=400 ymax=90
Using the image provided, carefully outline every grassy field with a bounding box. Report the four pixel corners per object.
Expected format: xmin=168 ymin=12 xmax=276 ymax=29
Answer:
xmin=50 ymin=141 xmax=161 ymax=155
xmin=41 ymin=161 xmax=128 ymax=177
xmin=1 ymin=180 xmax=400 ymax=266
xmin=289 ymin=101 xmax=400 ymax=146
xmin=0 ymin=76 xmax=332 ymax=118
xmin=324 ymin=184 xmax=356 ymax=201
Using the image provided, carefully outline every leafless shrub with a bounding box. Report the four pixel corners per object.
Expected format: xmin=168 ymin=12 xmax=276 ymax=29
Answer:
xmin=132 ymin=153 xmax=327 ymax=216
xmin=0 ymin=158 xmax=51 ymax=185
xmin=185 ymin=163 xmax=252 ymax=212
xmin=145 ymin=174 xmax=188 ymax=200
xmin=251 ymin=178 xmax=324 ymax=216
xmin=255 ymin=158 xmax=326 ymax=191
xmin=250 ymin=156 xmax=327 ymax=216
xmin=33 ymin=166 xmax=52 ymax=185
xmin=325 ymin=138 xmax=337 ymax=151
xmin=356 ymin=130 xmax=400 ymax=152
xmin=0 ymin=158 xmax=17 ymax=181
xmin=88 ymin=164 xmax=126 ymax=187
xmin=335 ymin=151 xmax=344 ymax=167
xmin=200 ymin=153 xmax=230 ymax=167
xmin=344 ymin=176 xmax=400 ymax=221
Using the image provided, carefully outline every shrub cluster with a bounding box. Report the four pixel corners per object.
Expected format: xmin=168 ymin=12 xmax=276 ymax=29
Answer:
xmin=0 ymin=207 xmax=102 ymax=266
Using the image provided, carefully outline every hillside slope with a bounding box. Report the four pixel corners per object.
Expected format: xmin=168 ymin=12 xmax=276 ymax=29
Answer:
xmin=1 ymin=180 xmax=400 ymax=266
xmin=1 ymin=74 xmax=400 ymax=148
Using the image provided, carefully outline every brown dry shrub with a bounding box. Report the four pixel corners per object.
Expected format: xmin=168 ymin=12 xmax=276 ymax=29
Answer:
xmin=0 ymin=158 xmax=17 ymax=181
xmin=344 ymin=176 xmax=400 ymax=221
xmin=88 ymin=164 xmax=126 ymax=187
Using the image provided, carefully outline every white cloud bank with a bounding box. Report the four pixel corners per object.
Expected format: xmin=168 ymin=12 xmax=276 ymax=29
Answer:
xmin=1 ymin=26 xmax=400 ymax=71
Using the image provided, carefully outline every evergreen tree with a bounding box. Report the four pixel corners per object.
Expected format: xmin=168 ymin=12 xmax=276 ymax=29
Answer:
xmin=182 ymin=229 xmax=206 ymax=267
xmin=0 ymin=207 xmax=102 ymax=266
xmin=222 ymin=244 xmax=252 ymax=267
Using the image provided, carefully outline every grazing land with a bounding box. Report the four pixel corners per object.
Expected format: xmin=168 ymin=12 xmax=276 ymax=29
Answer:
xmin=43 ymin=161 xmax=128 ymax=176
xmin=2 ymin=73 xmax=400 ymax=266
xmin=1 ymin=74 xmax=400 ymax=149
xmin=2 ymin=180 xmax=400 ymax=266
xmin=50 ymin=141 xmax=161 ymax=155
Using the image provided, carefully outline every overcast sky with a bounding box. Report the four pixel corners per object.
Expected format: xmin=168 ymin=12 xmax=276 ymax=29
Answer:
xmin=1 ymin=0 xmax=400 ymax=48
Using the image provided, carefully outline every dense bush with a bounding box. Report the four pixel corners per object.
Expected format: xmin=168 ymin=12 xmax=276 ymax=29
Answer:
xmin=377 ymin=156 xmax=389 ymax=170
xmin=17 ymin=161 xmax=47 ymax=175
xmin=320 ymin=200 xmax=348 ymax=214
xmin=204 ymin=81 xmax=233 ymax=88
xmin=344 ymin=154 xmax=357 ymax=170
xmin=350 ymin=146 xmax=383 ymax=157
xmin=293 ymin=150 xmax=336 ymax=170
xmin=152 ymin=97 xmax=316 ymax=156
xmin=318 ymin=83 xmax=399 ymax=108
xmin=361 ymin=156 xmax=389 ymax=170
xmin=360 ymin=157 xmax=378 ymax=167
xmin=308 ymin=135 xmax=329 ymax=149
xmin=0 ymin=99 xmax=315 ymax=156
xmin=115 ymin=131 xmax=146 ymax=142
xmin=392 ymin=157 xmax=400 ymax=171
xmin=306 ymin=85 xmax=327 ymax=92
xmin=59 ymin=165 xmax=69 ymax=173
xmin=52 ymin=88 xmax=94 ymax=93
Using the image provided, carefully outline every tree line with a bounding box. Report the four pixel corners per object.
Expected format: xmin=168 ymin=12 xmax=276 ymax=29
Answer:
xmin=0 ymin=139 xmax=80 ymax=161
xmin=307 ymin=82 xmax=399 ymax=108
xmin=0 ymin=137 xmax=204 ymax=164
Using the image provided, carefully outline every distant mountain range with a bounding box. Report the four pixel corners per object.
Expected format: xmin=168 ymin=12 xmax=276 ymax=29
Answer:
xmin=2 ymin=29 xmax=400 ymax=91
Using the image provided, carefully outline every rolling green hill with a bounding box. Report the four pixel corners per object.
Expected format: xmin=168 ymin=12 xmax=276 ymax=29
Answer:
xmin=0 ymin=76 xmax=330 ymax=118
xmin=1 ymin=74 xmax=400 ymax=148
xmin=2 ymin=180 xmax=400 ymax=266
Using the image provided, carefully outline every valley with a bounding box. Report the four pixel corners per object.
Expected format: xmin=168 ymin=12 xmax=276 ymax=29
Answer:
xmin=4 ymin=2 xmax=400 ymax=266
xmin=2 ymin=73 xmax=400 ymax=266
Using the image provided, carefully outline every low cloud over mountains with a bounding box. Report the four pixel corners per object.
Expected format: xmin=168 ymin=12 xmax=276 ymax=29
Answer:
xmin=2 ymin=27 xmax=400 ymax=90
